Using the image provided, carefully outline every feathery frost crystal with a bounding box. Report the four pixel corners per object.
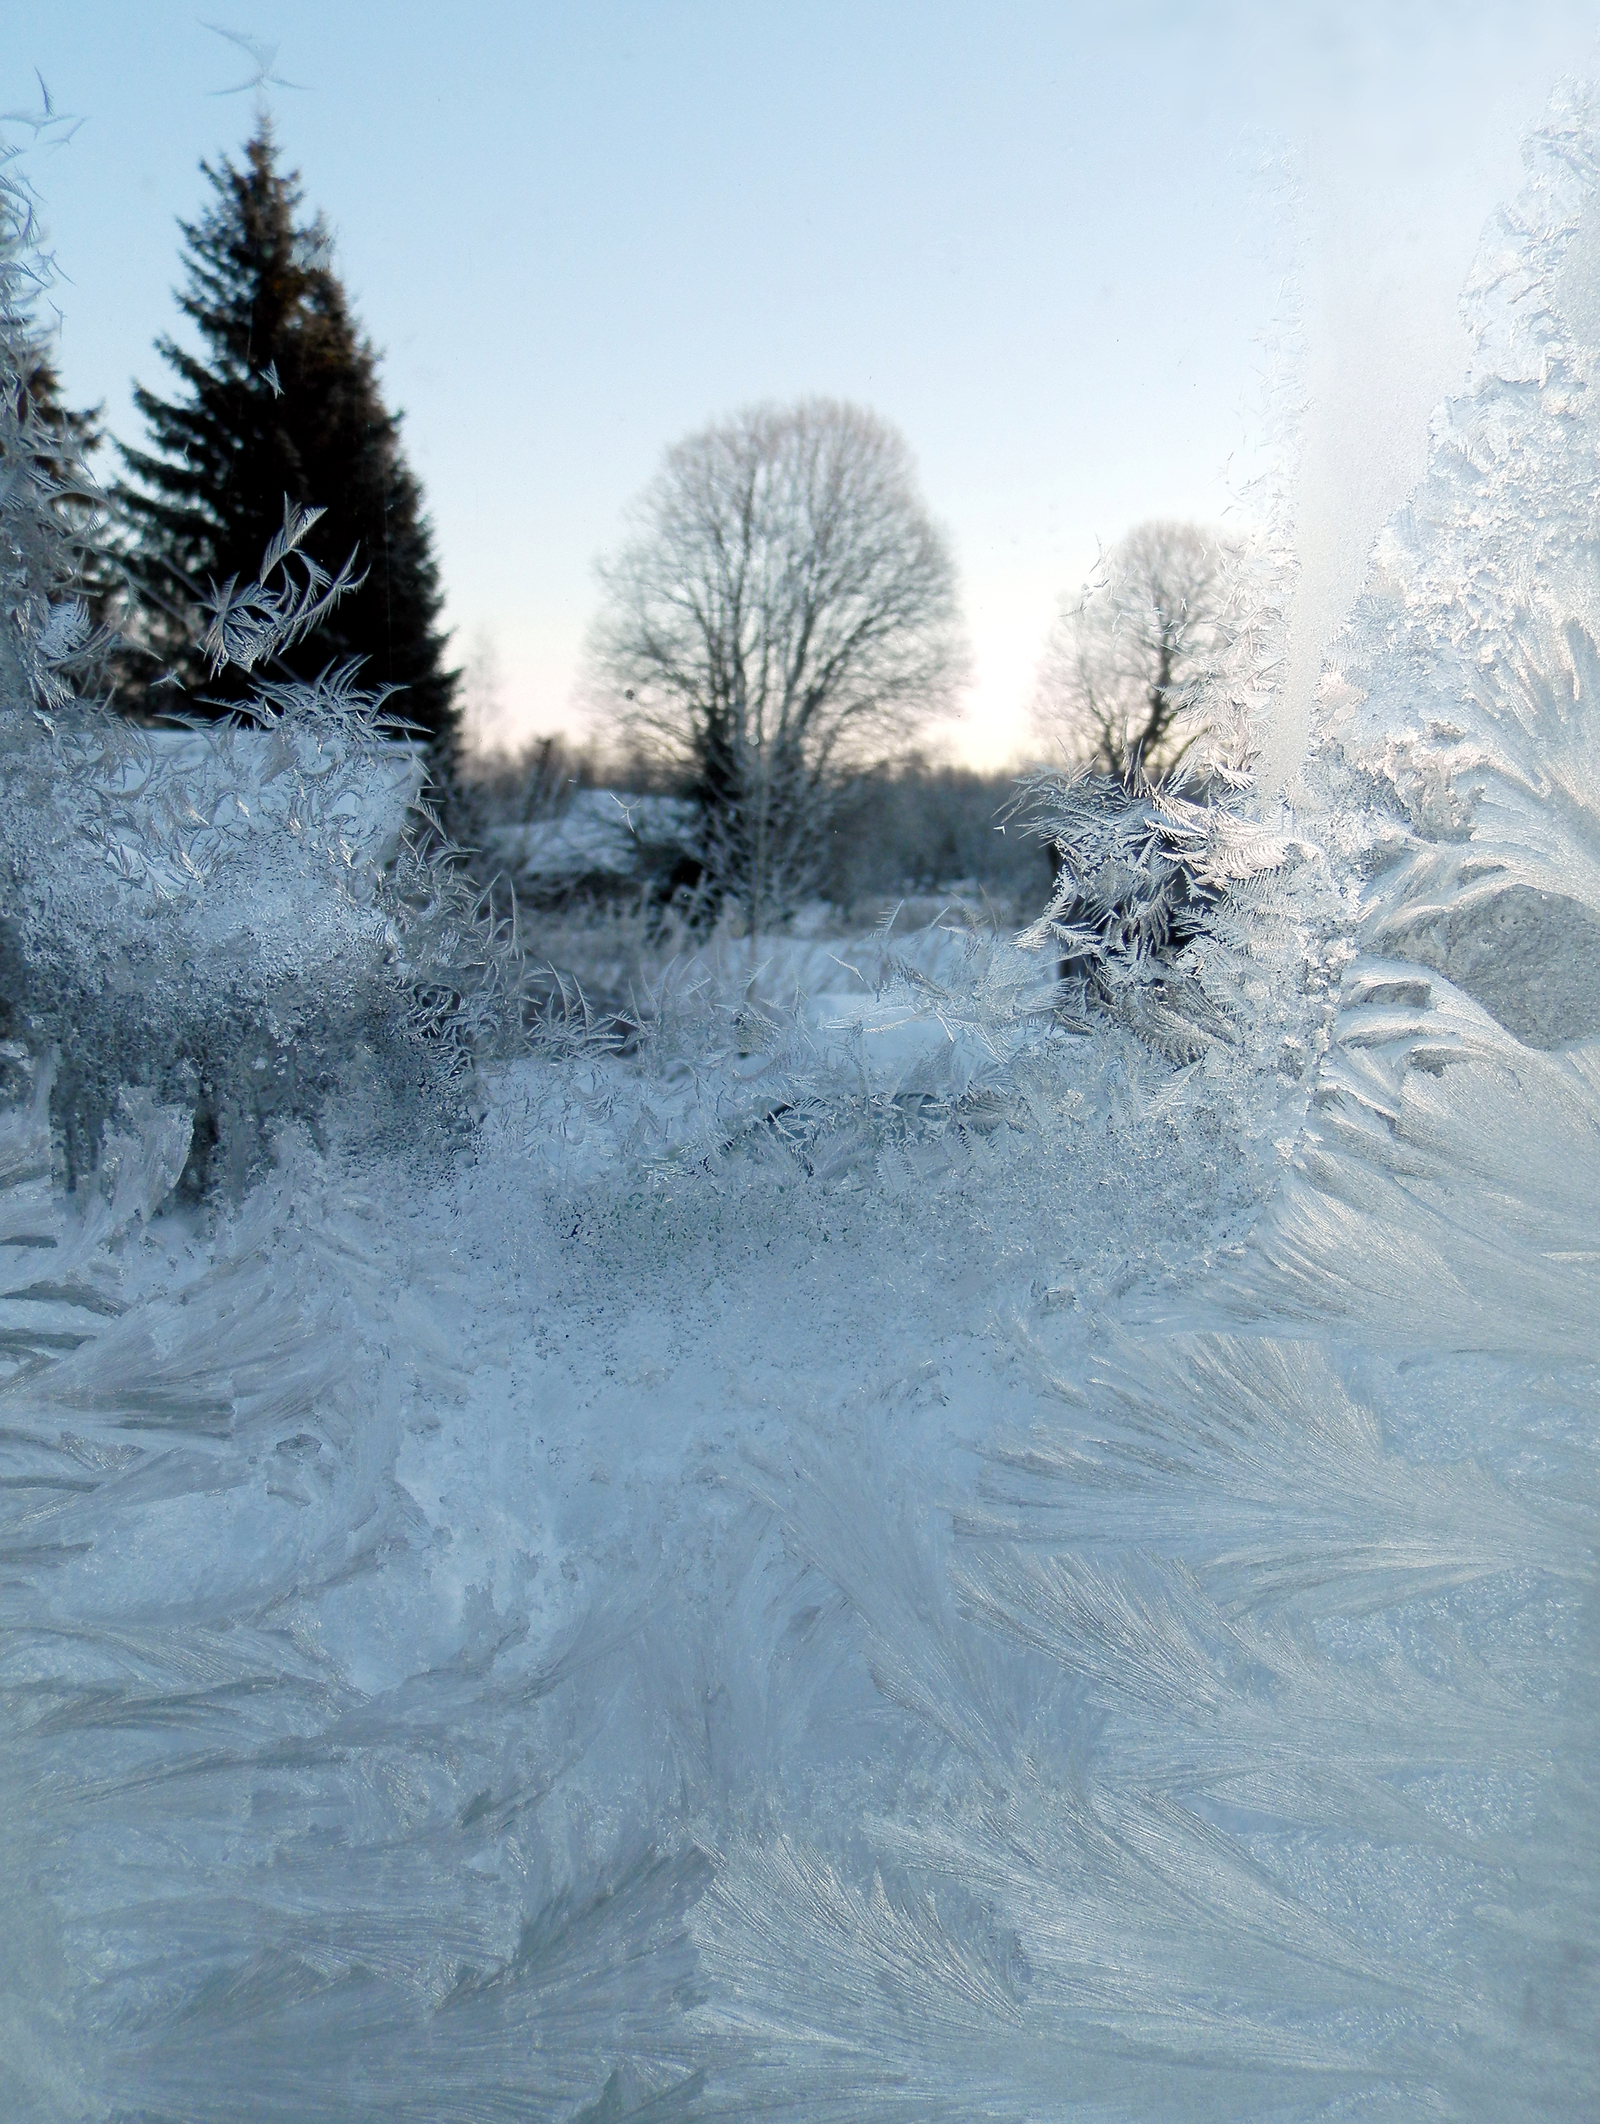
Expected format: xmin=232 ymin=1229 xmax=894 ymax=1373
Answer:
xmin=2 ymin=98 xmax=1598 ymax=2124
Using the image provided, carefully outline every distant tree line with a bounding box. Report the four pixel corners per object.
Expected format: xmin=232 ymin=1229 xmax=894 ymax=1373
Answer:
xmin=458 ymin=734 xmax=1050 ymax=922
xmin=820 ymin=757 xmax=1051 ymax=914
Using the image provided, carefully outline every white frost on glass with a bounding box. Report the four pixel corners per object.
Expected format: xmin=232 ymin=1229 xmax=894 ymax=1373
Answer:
xmin=2 ymin=99 xmax=1598 ymax=2124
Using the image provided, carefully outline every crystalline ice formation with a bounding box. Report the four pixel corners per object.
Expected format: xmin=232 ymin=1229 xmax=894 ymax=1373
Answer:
xmin=3 ymin=91 xmax=1600 ymax=2124
xmin=1312 ymin=88 xmax=1600 ymax=1051
xmin=0 ymin=168 xmax=523 ymax=1202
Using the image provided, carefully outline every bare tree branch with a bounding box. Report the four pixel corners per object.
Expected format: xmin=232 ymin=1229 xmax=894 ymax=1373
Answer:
xmin=1033 ymin=520 xmax=1241 ymax=783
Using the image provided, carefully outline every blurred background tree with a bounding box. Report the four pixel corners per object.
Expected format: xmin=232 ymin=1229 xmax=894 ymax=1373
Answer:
xmin=1033 ymin=520 xmax=1238 ymax=782
xmin=587 ymin=397 xmax=968 ymax=934
xmin=112 ymin=123 xmax=458 ymax=757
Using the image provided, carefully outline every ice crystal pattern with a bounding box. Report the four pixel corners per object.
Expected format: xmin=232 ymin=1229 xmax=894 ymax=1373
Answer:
xmin=1 ymin=99 xmax=1598 ymax=2124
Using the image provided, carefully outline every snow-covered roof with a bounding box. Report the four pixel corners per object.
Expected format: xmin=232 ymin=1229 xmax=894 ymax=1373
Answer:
xmin=484 ymin=788 xmax=696 ymax=882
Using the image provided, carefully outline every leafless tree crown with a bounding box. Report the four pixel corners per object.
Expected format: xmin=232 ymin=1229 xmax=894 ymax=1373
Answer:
xmin=586 ymin=398 xmax=966 ymax=922
xmin=1034 ymin=520 xmax=1239 ymax=782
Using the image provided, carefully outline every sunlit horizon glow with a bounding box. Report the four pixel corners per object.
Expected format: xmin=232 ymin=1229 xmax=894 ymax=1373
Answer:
xmin=7 ymin=3 xmax=1599 ymax=771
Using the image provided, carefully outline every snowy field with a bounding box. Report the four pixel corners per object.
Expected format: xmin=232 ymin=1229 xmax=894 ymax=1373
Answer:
xmin=5 ymin=110 xmax=1600 ymax=2124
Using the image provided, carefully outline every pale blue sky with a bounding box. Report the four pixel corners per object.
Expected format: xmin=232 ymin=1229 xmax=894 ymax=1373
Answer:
xmin=5 ymin=3 xmax=1598 ymax=764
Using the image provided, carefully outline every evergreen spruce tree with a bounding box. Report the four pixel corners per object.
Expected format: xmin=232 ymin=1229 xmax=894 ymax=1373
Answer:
xmin=115 ymin=123 xmax=458 ymax=753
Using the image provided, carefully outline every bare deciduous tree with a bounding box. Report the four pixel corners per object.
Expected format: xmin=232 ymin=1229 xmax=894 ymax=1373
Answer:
xmin=587 ymin=398 xmax=967 ymax=933
xmin=1033 ymin=521 xmax=1239 ymax=782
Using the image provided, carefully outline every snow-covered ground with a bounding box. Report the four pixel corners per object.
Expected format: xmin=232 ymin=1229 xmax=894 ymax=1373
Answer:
xmin=4 ymin=99 xmax=1600 ymax=2124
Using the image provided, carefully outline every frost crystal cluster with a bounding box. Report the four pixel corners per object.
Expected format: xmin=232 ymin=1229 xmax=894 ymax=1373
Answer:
xmin=0 ymin=177 xmax=518 ymax=1195
xmin=2 ymin=99 xmax=1598 ymax=2124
